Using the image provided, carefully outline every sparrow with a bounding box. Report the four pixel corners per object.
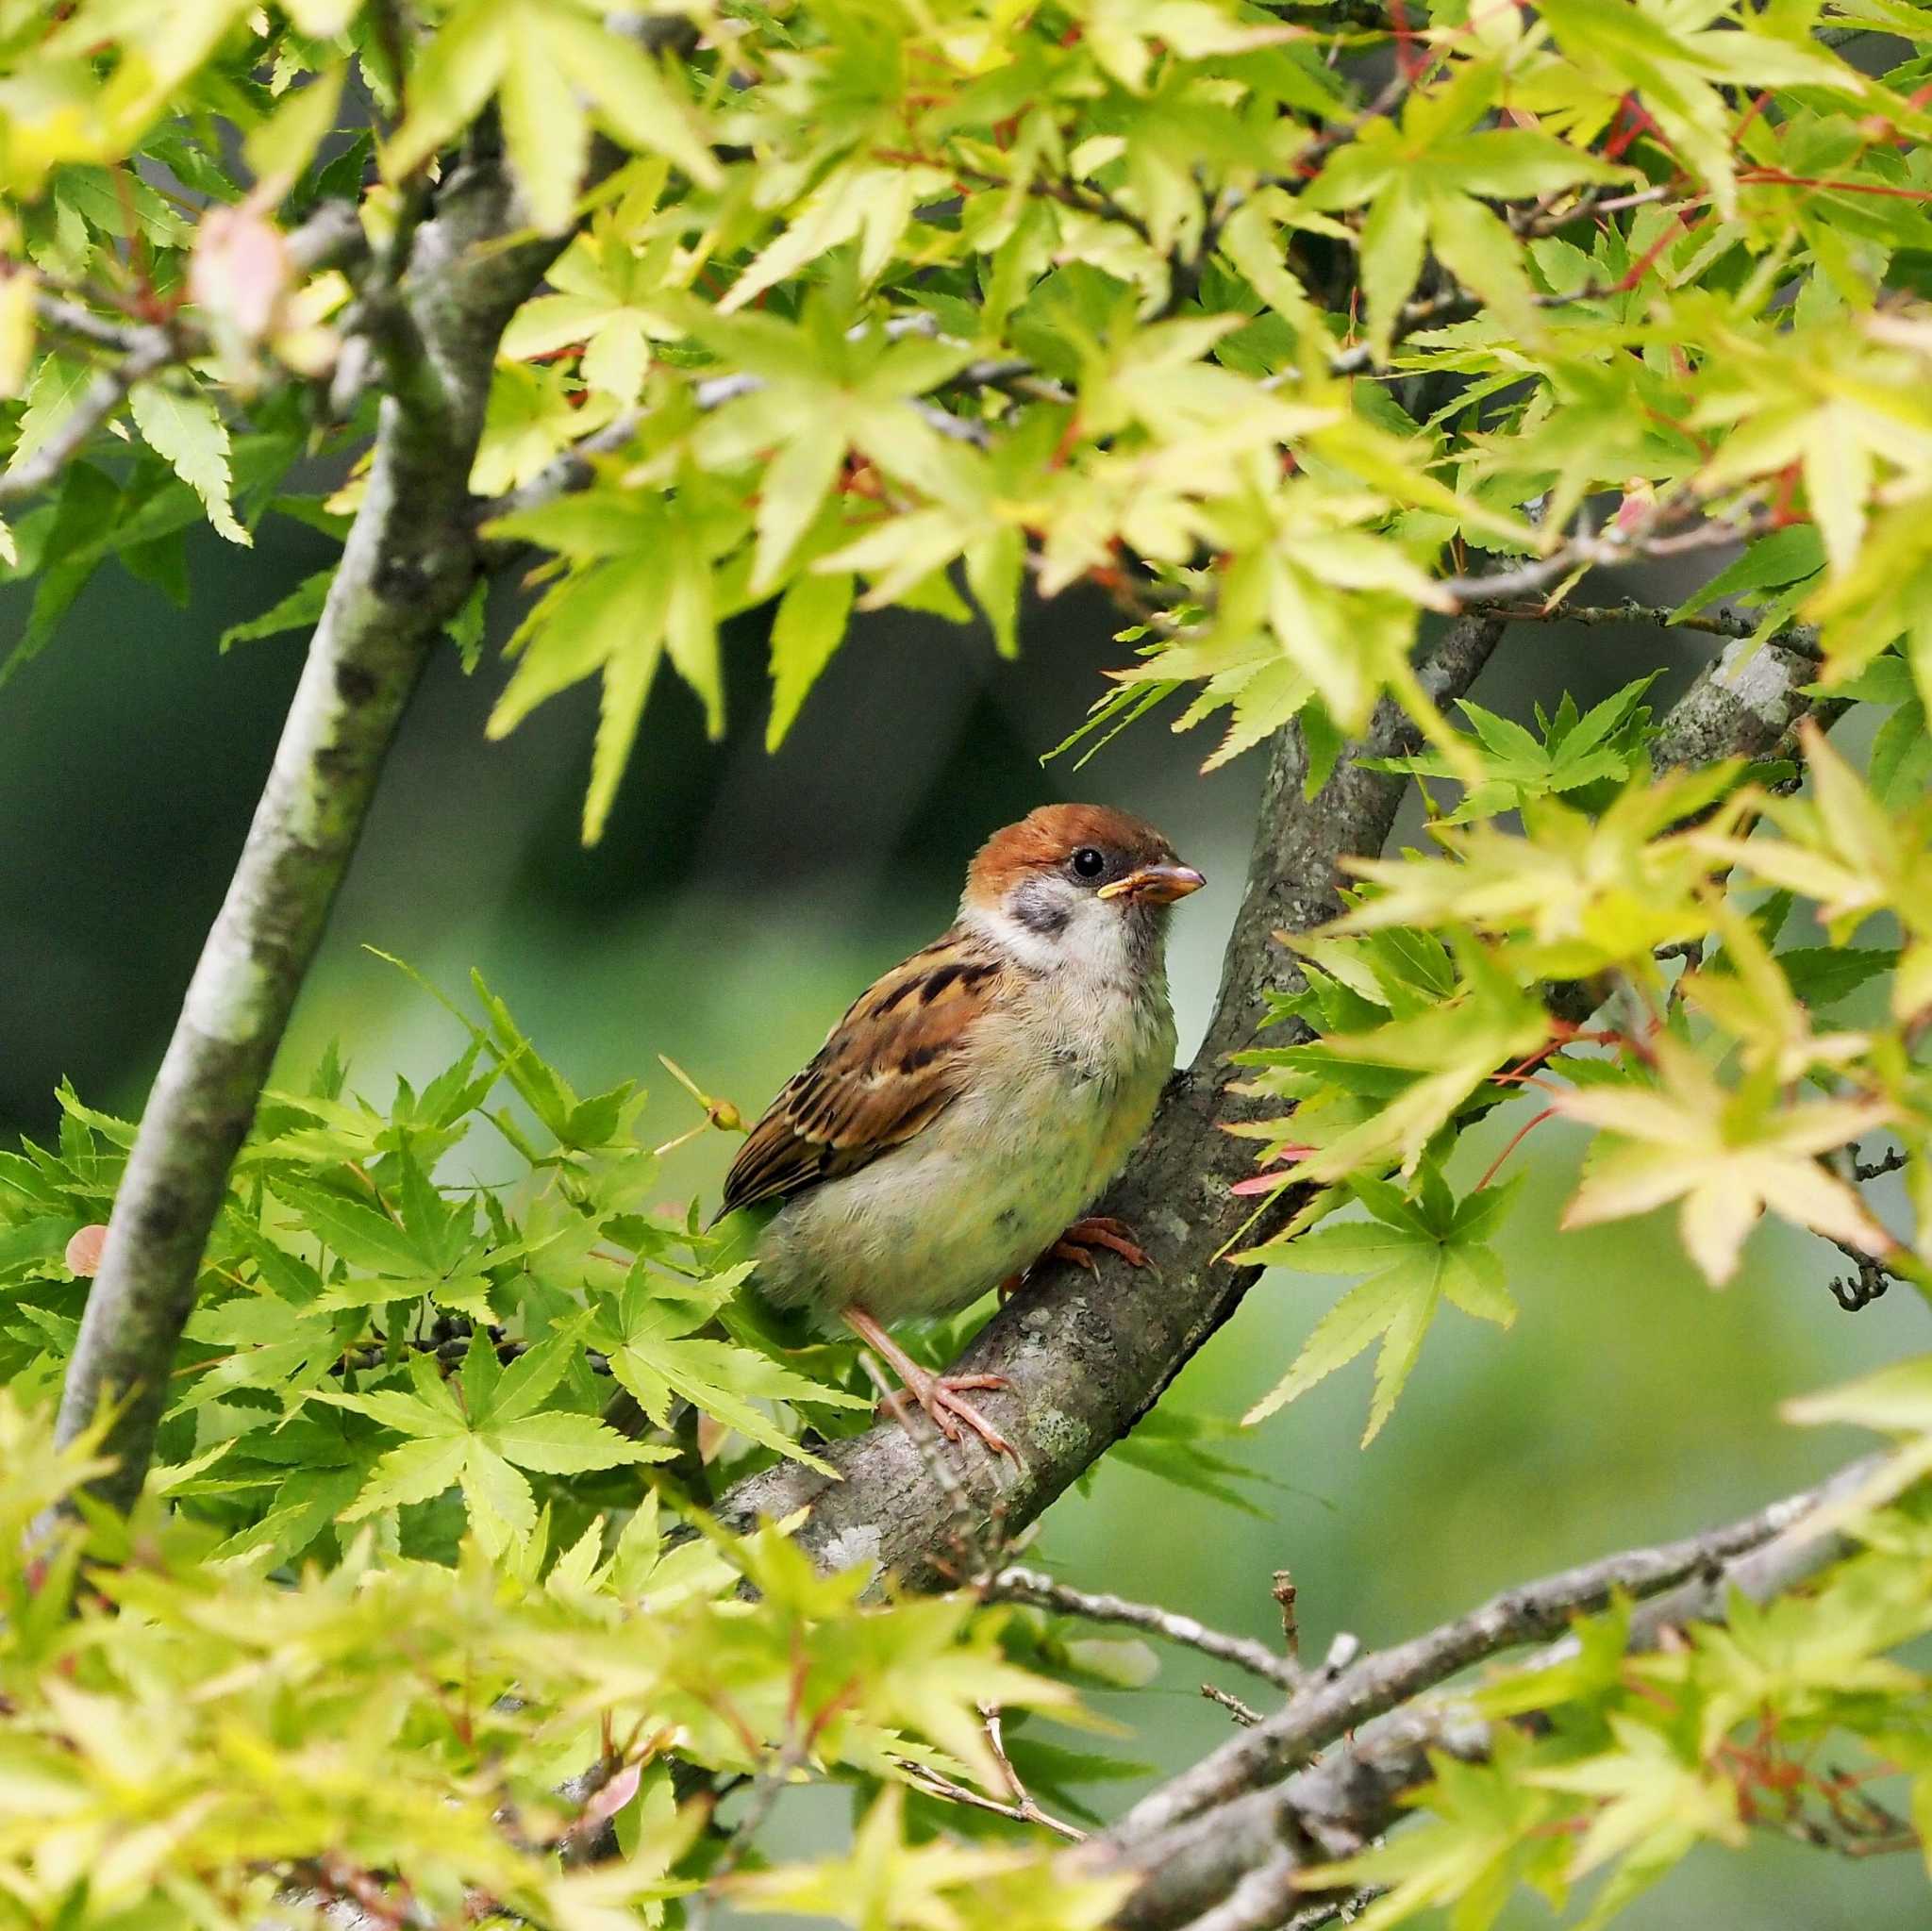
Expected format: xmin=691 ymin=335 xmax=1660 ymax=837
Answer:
xmin=720 ymin=804 xmax=1204 ymax=1458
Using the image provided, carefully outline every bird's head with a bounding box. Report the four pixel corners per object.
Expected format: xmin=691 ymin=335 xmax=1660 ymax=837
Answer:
xmin=960 ymin=804 xmax=1205 ymax=979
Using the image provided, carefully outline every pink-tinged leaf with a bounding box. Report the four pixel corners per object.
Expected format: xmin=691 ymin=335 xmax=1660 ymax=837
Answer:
xmin=64 ymin=1224 xmax=108 ymax=1277
xmin=191 ymin=203 xmax=292 ymax=343
xmin=572 ymin=1761 xmax=642 ymax=1841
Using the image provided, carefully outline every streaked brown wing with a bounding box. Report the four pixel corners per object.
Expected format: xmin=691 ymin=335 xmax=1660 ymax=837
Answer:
xmin=721 ymin=932 xmax=1006 ymax=1214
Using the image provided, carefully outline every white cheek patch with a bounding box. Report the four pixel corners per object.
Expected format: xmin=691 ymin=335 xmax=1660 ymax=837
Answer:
xmin=961 ymin=887 xmax=1138 ymax=983
xmin=960 ymin=899 xmax=1063 ymax=974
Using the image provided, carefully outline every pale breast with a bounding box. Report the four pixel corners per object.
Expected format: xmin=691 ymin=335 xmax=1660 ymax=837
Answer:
xmin=753 ymin=975 xmax=1174 ymax=1329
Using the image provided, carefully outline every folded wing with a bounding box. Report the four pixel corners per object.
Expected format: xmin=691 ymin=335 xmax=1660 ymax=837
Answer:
xmin=721 ymin=933 xmax=1007 ymax=1214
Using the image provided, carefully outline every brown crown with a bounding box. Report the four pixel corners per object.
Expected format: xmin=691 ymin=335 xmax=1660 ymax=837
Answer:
xmin=965 ymin=804 xmax=1178 ymax=902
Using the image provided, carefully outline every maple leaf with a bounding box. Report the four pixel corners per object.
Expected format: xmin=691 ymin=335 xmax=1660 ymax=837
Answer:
xmin=585 ymin=1264 xmax=868 ymax=1473
xmin=725 ymin=1785 xmax=1126 ymax=1930
xmin=316 ymin=1331 xmax=670 ymax=1556
xmin=1529 ymin=1715 xmax=1741 ymax=1926
xmin=1241 ymin=1167 xmax=1518 ymax=1442
xmin=1302 ymin=1732 xmax=1563 ymax=1931
xmin=1693 ymin=721 xmax=1932 ymax=1021
xmin=1552 ymin=1037 xmax=1892 ymax=1285
xmin=1242 ymin=936 xmax=1549 ymax=1187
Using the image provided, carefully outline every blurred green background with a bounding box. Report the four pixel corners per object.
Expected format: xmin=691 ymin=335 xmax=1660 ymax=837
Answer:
xmin=2 ymin=520 xmax=1922 ymax=1927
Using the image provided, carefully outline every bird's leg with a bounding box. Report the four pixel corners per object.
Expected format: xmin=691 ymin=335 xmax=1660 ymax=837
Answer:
xmin=841 ymin=1307 xmax=1015 ymax=1460
xmin=1048 ymin=1215 xmax=1151 ymax=1272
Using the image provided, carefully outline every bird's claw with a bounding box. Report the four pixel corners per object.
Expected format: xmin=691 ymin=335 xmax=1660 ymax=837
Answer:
xmin=877 ymin=1372 xmax=1015 ymax=1459
xmin=1050 ymin=1215 xmax=1151 ymax=1272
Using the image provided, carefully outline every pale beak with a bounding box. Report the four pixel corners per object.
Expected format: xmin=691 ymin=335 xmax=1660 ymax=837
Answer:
xmin=1097 ymin=862 xmax=1207 ymax=905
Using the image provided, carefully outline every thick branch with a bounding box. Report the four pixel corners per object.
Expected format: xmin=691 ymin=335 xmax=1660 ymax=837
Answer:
xmin=1649 ymin=630 xmax=1824 ymax=770
xmin=1095 ymin=1457 xmax=1882 ymax=1931
xmin=51 ymin=166 xmax=558 ymax=1510
xmin=713 ymin=614 xmax=1506 ymax=1582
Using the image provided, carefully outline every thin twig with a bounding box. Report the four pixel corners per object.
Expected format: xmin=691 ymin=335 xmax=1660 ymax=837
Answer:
xmin=989 ymin=1566 xmax=1303 ymax=1692
xmin=30 ymin=290 xmax=148 ymax=355
xmin=1854 ymin=1147 xmax=1908 ymax=1183
xmin=902 ymin=1763 xmax=1088 ymax=1842
xmin=691 ymin=1743 xmax=806 ymax=1928
xmin=0 ymin=325 xmax=183 ymax=503
xmin=1202 ymin=1683 xmax=1263 ymax=1728
xmin=1824 ymin=1234 xmax=1898 ymax=1312
xmin=1272 ymin=1573 xmax=1299 ymax=1660
xmin=1489 ymin=598 xmax=1823 ymax=658
xmin=1440 ymin=500 xmax=1771 ymax=609
xmin=977 ymin=1704 xmax=1090 ymax=1840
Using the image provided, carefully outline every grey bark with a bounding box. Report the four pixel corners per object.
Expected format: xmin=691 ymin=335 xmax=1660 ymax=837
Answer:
xmin=1651 ymin=631 xmax=1824 ymax=770
xmin=52 ymin=161 xmax=562 ymax=1510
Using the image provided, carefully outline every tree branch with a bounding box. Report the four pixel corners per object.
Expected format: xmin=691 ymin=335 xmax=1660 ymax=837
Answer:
xmin=1439 ymin=500 xmax=1770 ymax=610
xmin=0 ymin=325 xmax=184 ymax=504
xmin=50 ymin=164 xmax=559 ymax=1512
xmin=1 ymin=201 xmax=369 ymax=508
xmin=1488 ymin=598 xmax=1821 ymax=658
xmin=1093 ymin=1456 xmax=1884 ymax=1931
xmin=1103 ymin=1461 xmax=1864 ymax=1850
xmin=988 ymin=1566 xmax=1303 ymax=1693
xmin=713 ymin=613 xmax=1506 ymax=1580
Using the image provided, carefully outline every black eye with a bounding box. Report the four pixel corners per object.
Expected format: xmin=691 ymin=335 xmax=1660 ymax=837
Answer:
xmin=1071 ymin=846 xmax=1107 ymax=881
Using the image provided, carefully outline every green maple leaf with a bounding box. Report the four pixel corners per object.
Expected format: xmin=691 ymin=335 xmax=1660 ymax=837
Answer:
xmin=128 ymin=377 xmax=248 ymax=546
xmin=177 ymin=1295 xmax=351 ymax=1413
xmin=585 ymin=1264 xmax=867 ymax=1473
xmin=1240 ymin=1167 xmax=1518 ymax=1443
xmin=384 ymin=0 xmax=717 ymax=233
xmin=501 ymin=197 xmax=683 ymax=406
xmin=684 ymin=300 xmax=979 ymax=594
xmin=1301 ymin=1732 xmax=1563 ymax=1931
xmin=1535 ymin=0 xmax=1860 ymax=216
xmin=1552 ymin=1034 xmax=1891 ymax=1286
xmin=727 ymin=1785 xmax=1127 ymax=1929
xmin=317 ymin=1331 xmax=670 ymax=1556
xmin=1330 ymin=764 xmax=1744 ymax=979
xmin=1530 ymin=1716 xmax=1741 ymax=1927
xmin=1302 ymin=66 xmax=1627 ymax=355
xmin=1785 ymin=1355 xmax=1932 ymax=1522
xmin=1242 ymin=937 xmax=1550 ymax=1187
xmin=1365 ymin=674 xmax=1658 ymax=824
xmin=273 ymin=1154 xmax=510 ymax=1319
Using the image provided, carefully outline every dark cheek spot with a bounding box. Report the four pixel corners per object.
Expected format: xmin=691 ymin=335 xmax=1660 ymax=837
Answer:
xmin=1013 ymin=880 xmax=1072 ymax=939
xmin=996 ymin=1207 xmax=1019 ymax=1230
